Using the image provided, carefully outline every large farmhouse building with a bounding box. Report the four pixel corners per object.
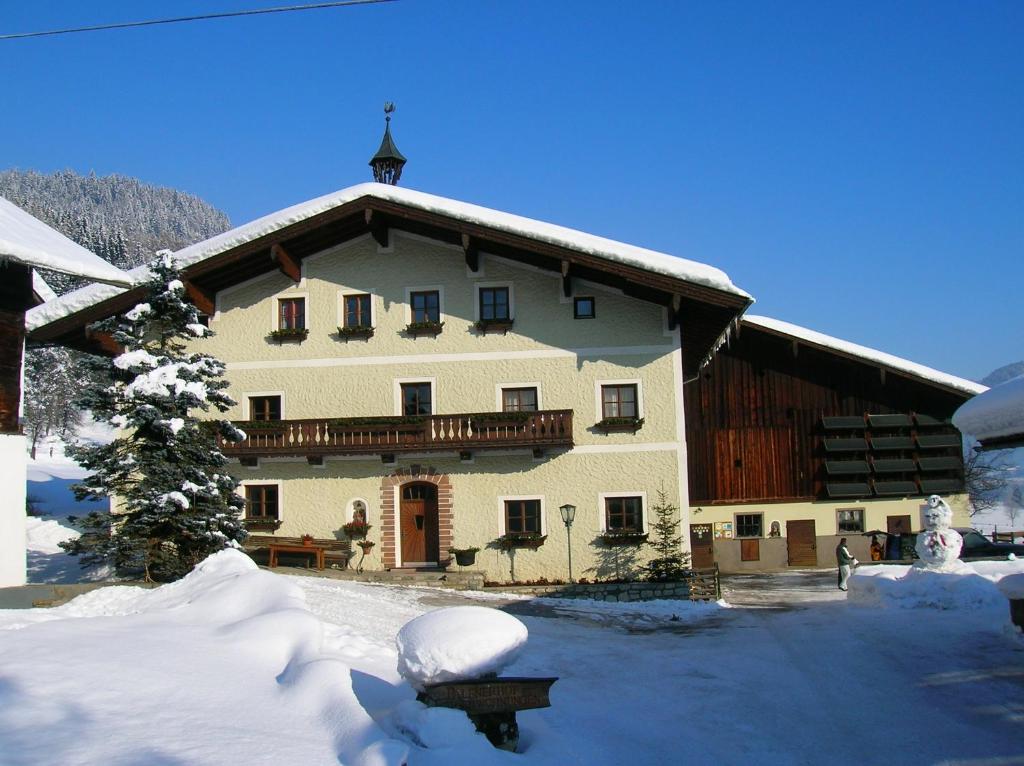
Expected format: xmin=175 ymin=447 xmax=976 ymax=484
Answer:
xmin=24 ymin=173 xmax=983 ymax=580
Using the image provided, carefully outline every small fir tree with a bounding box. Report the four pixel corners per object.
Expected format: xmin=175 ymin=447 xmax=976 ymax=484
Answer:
xmin=646 ymin=488 xmax=690 ymax=581
xmin=61 ymin=251 xmax=247 ymax=582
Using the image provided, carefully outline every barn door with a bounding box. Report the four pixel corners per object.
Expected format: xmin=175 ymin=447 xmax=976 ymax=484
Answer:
xmin=786 ymin=519 xmax=817 ymax=567
xmin=400 ymin=483 xmax=439 ymax=566
xmin=689 ymin=524 xmax=714 ymax=569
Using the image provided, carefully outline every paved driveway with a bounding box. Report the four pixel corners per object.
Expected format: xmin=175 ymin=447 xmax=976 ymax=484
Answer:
xmin=720 ymin=569 xmax=847 ymax=608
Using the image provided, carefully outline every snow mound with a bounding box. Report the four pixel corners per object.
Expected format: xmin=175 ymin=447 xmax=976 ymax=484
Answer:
xmin=25 ymin=517 xmax=78 ymax=554
xmin=997 ymin=574 xmax=1024 ymax=600
xmin=849 ymin=564 xmax=1007 ymax=611
xmin=396 ymin=606 xmax=528 ymax=690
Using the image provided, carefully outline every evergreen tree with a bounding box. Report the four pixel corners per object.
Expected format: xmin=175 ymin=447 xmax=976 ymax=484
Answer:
xmin=646 ymin=488 xmax=690 ymax=581
xmin=60 ymin=251 xmax=247 ymax=582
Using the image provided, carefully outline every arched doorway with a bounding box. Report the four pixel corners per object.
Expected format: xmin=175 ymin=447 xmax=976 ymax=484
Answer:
xmin=400 ymin=482 xmax=440 ymax=566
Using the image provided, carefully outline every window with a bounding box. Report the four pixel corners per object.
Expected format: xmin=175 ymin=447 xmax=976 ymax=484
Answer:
xmin=245 ymin=485 xmax=279 ymax=520
xmin=574 ymin=296 xmax=595 ymax=319
xmin=479 ymin=287 xmax=510 ymax=321
xmin=505 ymin=499 xmax=542 ymax=534
xmin=605 ymin=496 xmax=642 ymax=533
xmin=401 ymin=382 xmax=432 ymax=416
xmin=278 ymin=298 xmax=305 ymax=330
xmin=344 ymin=294 xmax=372 ymax=328
xmin=248 ymin=395 xmax=281 ymax=421
xmin=502 ymin=387 xmax=538 ymax=412
xmin=837 ymin=508 xmax=864 ymax=534
xmin=735 ymin=513 xmax=763 ymax=538
xmin=601 ymin=384 xmax=638 ymax=419
xmin=410 ymin=290 xmax=440 ymax=323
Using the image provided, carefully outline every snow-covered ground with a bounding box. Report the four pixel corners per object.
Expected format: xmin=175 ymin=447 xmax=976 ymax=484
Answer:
xmin=2 ymin=549 xmax=1022 ymax=765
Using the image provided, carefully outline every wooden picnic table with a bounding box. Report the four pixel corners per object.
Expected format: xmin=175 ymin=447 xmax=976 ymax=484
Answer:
xmin=267 ymin=542 xmax=326 ymax=570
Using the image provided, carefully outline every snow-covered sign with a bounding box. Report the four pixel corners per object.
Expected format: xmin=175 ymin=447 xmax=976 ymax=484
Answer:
xmin=0 ymin=196 xmax=132 ymax=286
xmin=744 ymin=314 xmax=986 ymax=396
xmin=28 ymin=182 xmax=749 ymax=331
xmin=953 ymin=375 xmax=1024 ymax=449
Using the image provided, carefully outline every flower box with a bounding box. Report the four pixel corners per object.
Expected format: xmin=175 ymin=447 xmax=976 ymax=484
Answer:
xmin=336 ymin=325 xmax=375 ymax=341
xmin=244 ymin=517 xmax=282 ymax=531
xmin=269 ymin=328 xmax=309 ymax=343
xmin=475 ymin=318 xmax=514 ymax=335
xmin=342 ymin=521 xmax=371 ymax=539
xmin=497 ymin=533 xmax=546 ymax=551
xmin=599 ymin=531 xmax=649 ymax=546
xmin=405 ymin=320 xmax=444 ymax=337
xmin=595 ymin=417 xmax=645 ymax=434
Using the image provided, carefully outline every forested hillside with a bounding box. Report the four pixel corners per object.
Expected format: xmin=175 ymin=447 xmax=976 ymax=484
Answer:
xmin=0 ymin=168 xmax=230 ymax=292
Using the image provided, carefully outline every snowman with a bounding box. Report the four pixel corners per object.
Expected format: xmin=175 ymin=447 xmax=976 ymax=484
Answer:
xmin=914 ymin=495 xmax=963 ymax=570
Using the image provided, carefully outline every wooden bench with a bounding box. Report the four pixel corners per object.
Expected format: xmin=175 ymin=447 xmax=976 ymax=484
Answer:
xmin=243 ymin=535 xmax=353 ymax=570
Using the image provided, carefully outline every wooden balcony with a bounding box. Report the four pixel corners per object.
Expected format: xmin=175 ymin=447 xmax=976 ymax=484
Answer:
xmin=220 ymin=410 xmax=574 ymax=460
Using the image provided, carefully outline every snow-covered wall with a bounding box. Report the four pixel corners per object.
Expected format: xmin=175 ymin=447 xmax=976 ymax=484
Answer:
xmin=0 ymin=433 xmax=27 ymax=586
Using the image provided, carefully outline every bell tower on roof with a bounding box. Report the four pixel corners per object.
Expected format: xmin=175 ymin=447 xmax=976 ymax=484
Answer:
xmin=369 ymin=102 xmax=407 ymax=185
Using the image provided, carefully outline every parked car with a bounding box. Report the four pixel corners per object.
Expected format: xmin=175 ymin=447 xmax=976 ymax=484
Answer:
xmin=955 ymin=528 xmax=1024 ymax=560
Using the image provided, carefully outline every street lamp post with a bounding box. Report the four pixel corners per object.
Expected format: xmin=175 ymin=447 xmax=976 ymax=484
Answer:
xmin=559 ymin=503 xmax=576 ymax=583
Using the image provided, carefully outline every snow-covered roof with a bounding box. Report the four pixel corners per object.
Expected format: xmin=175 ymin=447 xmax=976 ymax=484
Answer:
xmin=952 ymin=375 xmax=1024 ymax=446
xmin=27 ymin=183 xmax=749 ymax=331
xmin=0 ymin=196 xmax=133 ymax=287
xmin=32 ymin=273 xmax=56 ymax=303
xmin=743 ymin=315 xmax=986 ymax=396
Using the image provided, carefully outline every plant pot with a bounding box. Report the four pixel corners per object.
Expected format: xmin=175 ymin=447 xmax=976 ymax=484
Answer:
xmin=454 ymin=550 xmax=478 ymax=567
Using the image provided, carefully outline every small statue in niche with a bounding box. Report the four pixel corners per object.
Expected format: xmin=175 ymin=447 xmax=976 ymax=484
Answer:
xmin=769 ymin=520 xmax=781 ymax=538
xmin=914 ymin=495 xmax=964 ymax=571
xmin=351 ymin=501 xmax=367 ymax=525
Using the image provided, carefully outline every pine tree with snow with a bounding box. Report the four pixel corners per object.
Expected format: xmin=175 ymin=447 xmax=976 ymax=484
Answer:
xmin=645 ymin=488 xmax=690 ymax=581
xmin=61 ymin=251 xmax=247 ymax=582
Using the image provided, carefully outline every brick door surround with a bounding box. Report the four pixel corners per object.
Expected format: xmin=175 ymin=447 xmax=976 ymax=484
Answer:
xmin=380 ymin=467 xmax=452 ymax=568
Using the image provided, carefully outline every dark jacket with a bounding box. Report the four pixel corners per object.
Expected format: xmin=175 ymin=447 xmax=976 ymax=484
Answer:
xmin=836 ymin=544 xmax=855 ymax=566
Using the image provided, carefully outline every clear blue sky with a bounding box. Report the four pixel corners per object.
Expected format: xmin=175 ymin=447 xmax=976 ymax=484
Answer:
xmin=2 ymin=1 xmax=1021 ymax=382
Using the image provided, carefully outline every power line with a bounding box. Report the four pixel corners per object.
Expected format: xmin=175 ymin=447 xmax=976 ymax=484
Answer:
xmin=0 ymin=0 xmax=398 ymax=41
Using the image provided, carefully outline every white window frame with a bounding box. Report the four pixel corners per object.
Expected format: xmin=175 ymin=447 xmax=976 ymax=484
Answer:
xmin=239 ymin=479 xmax=284 ymax=522
xmin=272 ymin=291 xmax=310 ymax=332
xmin=598 ymin=491 xmax=647 ymax=533
xmin=337 ymin=289 xmax=378 ymax=329
xmin=595 ymin=378 xmax=644 ymax=422
xmin=404 ymin=285 xmax=445 ymax=325
xmin=242 ymin=391 xmax=286 ymax=420
xmin=473 ymin=281 xmax=515 ymax=323
xmin=497 ymin=495 xmax=547 ymax=537
xmin=495 ymin=382 xmax=543 ymax=412
xmin=393 ymin=377 xmax=437 ymax=416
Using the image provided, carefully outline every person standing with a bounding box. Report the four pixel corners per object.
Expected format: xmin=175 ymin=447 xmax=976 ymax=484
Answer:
xmin=836 ymin=537 xmax=857 ymax=591
xmin=869 ymin=535 xmax=883 ymax=562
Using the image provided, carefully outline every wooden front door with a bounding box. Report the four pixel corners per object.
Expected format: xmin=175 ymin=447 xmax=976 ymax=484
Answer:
xmin=786 ymin=519 xmax=817 ymax=567
xmin=400 ymin=483 xmax=439 ymax=565
xmin=689 ymin=523 xmax=714 ymax=568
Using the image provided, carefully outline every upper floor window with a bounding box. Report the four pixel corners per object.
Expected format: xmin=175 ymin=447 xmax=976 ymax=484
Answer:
xmin=249 ymin=395 xmax=281 ymax=421
xmin=401 ymin=382 xmax=433 ymax=416
xmin=479 ymin=287 xmax=510 ymax=321
xmin=278 ymin=298 xmax=305 ymax=331
xmin=505 ymin=499 xmax=542 ymax=534
xmin=502 ymin=387 xmax=538 ymax=412
xmin=601 ymin=384 xmax=638 ymax=419
xmin=344 ymin=294 xmax=372 ymax=328
xmin=574 ymin=296 xmax=595 ymax=319
xmin=245 ymin=485 xmax=279 ymax=520
xmin=605 ymin=496 xmax=642 ymax=533
xmin=411 ymin=290 xmax=440 ymax=323
xmin=736 ymin=513 xmax=763 ymax=538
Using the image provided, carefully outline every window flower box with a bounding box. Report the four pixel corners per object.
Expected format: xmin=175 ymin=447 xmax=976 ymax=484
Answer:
xmin=475 ymin=318 xmax=514 ymax=335
xmin=336 ymin=325 xmax=375 ymax=341
xmin=599 ymin=531 xmax=649 ymax=546
xmin=595 ymin=417 xmax=644 ymax=434
xmin=342 ymin=521 xmax=371 ymax=539
xmin=497 ymin=532 xmax=546 ymax=551
xmin=471 ymin=411 xmax=532 ymax=429
xmin=269 ymin=328 xmax=309 ymax=343
xmin=244 ymin=517 xmax=282 ymax=531
xmin=405 ymin=320 xmax=444 ymax=337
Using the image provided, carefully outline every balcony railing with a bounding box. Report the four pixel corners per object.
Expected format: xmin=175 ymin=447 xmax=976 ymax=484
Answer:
xmin=220 ymin=410 xmax=574 ymax=458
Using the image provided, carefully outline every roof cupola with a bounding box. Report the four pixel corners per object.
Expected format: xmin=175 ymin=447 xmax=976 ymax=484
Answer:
xmin=369 ymin=102 xmax=406 ymax=185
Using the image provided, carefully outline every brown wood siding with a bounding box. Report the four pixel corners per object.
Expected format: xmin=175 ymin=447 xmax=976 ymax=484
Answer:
xmin=0 ymin=262 xmax=32 ymax=434
xmin=685 ymin=325 xmax=971 ymax=505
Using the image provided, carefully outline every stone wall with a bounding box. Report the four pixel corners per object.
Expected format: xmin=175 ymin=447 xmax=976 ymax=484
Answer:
xmin=485 ymin=580 xmax=691 ymax=602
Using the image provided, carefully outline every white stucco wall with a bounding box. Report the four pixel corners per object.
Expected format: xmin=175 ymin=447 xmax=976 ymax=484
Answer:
xmin=0 ymin=433 xmax=27 ymax=587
